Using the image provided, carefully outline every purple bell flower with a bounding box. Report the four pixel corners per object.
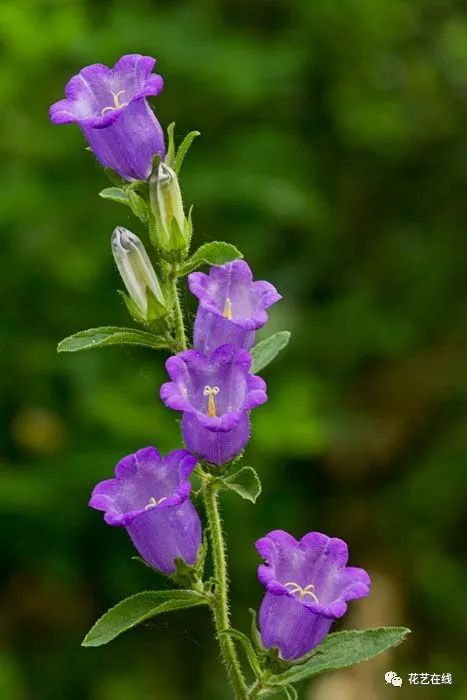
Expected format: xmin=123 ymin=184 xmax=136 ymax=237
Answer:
xmin=188 ymin=261 xmax=282 ymax=354
xmin=256 ymin=530 xmax=371 ymax=660
xmin=160 ymin=345 xmax=268 ymax=465
xmin=89 ymin=447 xmax=201 ymax=574
xmin=50 ymin=54 xmax=165 ymax=181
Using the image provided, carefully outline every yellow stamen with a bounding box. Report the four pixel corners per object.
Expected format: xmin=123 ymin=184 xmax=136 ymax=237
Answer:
xmin=101 ymin=90 xmax=129 ymax=116
xmin=284 ymin=581 xmax=319 ymax=604
xmin=222 ymin=297 xmax=232 ymax=320
xmin=203 ymin=385 xmax=220 ymax=417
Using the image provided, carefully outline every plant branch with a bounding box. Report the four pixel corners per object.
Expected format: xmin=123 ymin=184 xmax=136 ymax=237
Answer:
xmin=203 ymin=481 xmax=249 ymax=700
xmin=167 ymin=264 xmax=187 ymax=351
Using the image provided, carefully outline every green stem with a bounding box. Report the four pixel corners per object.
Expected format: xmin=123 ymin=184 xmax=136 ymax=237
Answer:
xmin=203 ymin=482 xmax=249 ymax=700
xmin=248 ymin=680 xmax=261 ymax=698
xmin=168 ymin=266 xmax=187 ymax=351
xmin=168 ymin=266 xmax=247 ymax=698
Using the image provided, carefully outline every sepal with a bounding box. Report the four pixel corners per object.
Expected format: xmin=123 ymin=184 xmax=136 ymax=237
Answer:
xmin=103 ymin=167 xmax=124 ymax=186
xmin=173 ymin=130 xmax=200 ymax=173
xmin=249 ymin=608 xmax=265 ymax=653
xmin=170 ymin=557 xmax=203 ymax=590
xmin=163 ymin=122 xmax=200 ymax=173
xmin=146 ymin=287 xmax=168 ymax=322
xmin=118 ymin=289 xmax=146 ymax=323
xmin=127 ymin=189 xmax=149 ymax=223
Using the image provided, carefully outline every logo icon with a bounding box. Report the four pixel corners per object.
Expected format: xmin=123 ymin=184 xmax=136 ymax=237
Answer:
xmin=385 ymin=671 xmax=403 ymax=687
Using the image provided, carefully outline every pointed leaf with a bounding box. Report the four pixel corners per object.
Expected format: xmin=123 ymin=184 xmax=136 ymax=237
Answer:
xmin=57 ymin=326 xmax=170 ymax=352
xmin=174 ymin=130 xmax=201 ymax=173
xmin=267 ymin=627 xmax=410 ymax=686
xmin=222 ymin=467 xmax=261 ymax=503
xmin=251 ymin=331 xmax=291 ymax=374
xmin=219 ymin=629 xmax=262 ymax=679
xmin=177 ymin=242 xmax=243 ymax=276
xmin=82 ymin=590 xmax=208 ymax=647
xmin=99 ymin=187 xmax=130 ymax=204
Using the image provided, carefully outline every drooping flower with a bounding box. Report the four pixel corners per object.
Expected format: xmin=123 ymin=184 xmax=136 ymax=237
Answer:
xmin=256 ymin=530 xmax=371 ymax=660
xmin=188 ymin=261 xmax=281 ymax=354
xmin=111 ymin=226 xmax=166 ymax=320
xmin=50 ymin=54 xmax=165 ymax=181
xmin=160 ymin=345 xmax=267 ymax=465
xmin=89 ymin=447 xmax=201 ymax=574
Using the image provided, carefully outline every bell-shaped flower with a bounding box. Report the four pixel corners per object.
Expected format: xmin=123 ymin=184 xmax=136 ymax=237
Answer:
xmin=50 ymin=54 xmax=165 ymax=181
xmin=89 ymin=447 xmax=202 ymax=574
xmin=256 ymin=530 xmax=371 ymax=660
xmin=160 ymin=345 xmax=267 ymax=465
xmin=188 ymin=261 xmax=281 ymax=354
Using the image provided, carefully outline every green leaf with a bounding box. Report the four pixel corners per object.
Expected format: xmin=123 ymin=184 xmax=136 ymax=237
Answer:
xmin=57 ymin=326 xmax=170 ymax=352
xmin=251 ymin=331 xmax=291 ymax=374
xmin=283 ymin=686 xmax=298 ymax=700
xmin=219 ymin=629 xmax=262 ymax=679
xmin=267 ymin=627 xmax=411 ymax=686
xmin=222 ymin=467 xmax=262 ymax=503
xmin=82 ymin=590 xmax=208 ymax=647
xmin=99 ymin=187 xmax=130 ymax=204
xmin=177 ymin=241 xmax=243 ymax=276
xmin=174 ymin=130 xmax=201 ymax=173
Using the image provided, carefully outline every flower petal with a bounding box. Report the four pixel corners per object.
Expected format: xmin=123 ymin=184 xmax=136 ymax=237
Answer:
xmin=259 ymin=592 xmax=333 ymax=660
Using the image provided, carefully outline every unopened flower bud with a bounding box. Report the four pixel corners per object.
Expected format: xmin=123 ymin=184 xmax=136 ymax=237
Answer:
xmin=156 ymin=162 xmax=185 ymax=232
xmin=111 ymin=227 xmax=165 ymax=319
xmin=149 ymin=163 xmax=189 ymax=255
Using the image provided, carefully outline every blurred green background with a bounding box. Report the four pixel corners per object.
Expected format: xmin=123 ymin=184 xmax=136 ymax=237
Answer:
xmin=1 ymin=0 xmax=467 ymax=698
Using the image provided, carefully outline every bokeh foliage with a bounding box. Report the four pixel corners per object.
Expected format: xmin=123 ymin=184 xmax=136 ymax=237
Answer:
xmin=1 ymin=0 xmax=466 ymax=697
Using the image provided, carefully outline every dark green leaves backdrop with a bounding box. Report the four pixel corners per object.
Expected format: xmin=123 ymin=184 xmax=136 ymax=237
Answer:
xmin=1 ymin=0 xmax=466 ymax=697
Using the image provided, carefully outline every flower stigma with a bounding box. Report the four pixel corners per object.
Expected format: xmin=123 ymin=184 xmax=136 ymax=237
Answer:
xmin=284 ymin=582 xmax=319 ymax=604
xmin=101 ymin=90 xmax=129 ymax=115
xmin=203 ymin=385 xmax=220 ymax=417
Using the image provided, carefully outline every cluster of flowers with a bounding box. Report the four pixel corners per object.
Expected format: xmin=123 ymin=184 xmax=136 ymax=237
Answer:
xmin=51 ymin=54 xmax=371 ymax=662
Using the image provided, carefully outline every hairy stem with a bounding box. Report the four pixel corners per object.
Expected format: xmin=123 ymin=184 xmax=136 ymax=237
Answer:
xmin=168 ymin=266 xmax=187 ymax=351
xmin=203 ymin=482 xmax=249 ymax=700
xmin=169 ymin=268 xmax=247 ymax=698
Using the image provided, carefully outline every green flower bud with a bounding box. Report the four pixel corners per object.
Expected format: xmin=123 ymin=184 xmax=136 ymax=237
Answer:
xmin=111 ymin=227 xmax=166 ymax=321
xmin=149 ymin=163 xmax=191 ymax=258
xmin=156 ymin=162 xmax=184 ymax=232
